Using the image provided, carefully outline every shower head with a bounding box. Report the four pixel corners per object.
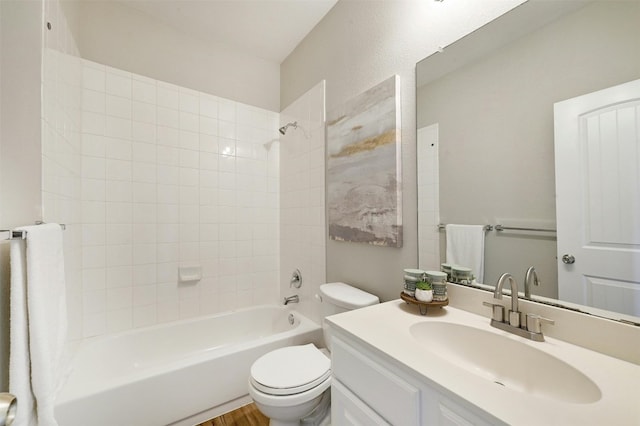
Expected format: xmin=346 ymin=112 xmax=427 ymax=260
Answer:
xmin=279 ymin=121 xmax=298 ymax=135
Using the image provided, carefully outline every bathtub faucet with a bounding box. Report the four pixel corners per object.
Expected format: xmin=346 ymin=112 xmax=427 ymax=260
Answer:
xmin=283 ymin=295 xmax=299 ymax=305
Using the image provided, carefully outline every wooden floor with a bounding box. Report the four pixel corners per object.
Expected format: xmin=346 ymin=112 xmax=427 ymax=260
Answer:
xmin=197 ymin=403 xmax=269 ymax=426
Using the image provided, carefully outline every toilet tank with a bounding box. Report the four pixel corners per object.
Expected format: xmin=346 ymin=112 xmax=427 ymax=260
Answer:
xmin=319 ymin=282 xmax=379 ymax=350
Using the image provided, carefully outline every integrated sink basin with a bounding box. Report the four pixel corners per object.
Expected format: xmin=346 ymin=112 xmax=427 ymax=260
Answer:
xmin=409 ymin=321 xmax=601 ymax=404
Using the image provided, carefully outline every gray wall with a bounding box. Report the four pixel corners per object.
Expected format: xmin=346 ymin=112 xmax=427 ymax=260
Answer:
xmin=281 ymin=0 xmax=524 ymax=302
xmin=61 ymin=0 xmax=281 ymax=112
xmin=417 ymin=1 xmax=640 ymax=294
xmin=0 ymin=0 xmax=45 ymax=391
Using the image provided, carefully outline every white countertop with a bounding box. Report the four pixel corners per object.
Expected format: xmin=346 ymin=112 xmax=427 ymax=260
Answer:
xmin=327 ymin=300 xmax=640 ymax=425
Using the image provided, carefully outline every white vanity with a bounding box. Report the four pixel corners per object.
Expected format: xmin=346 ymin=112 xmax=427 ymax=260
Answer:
xmin=327 ymin=299 xmax=639 ymax=425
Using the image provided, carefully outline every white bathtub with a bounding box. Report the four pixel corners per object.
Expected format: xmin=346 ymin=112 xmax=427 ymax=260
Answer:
xmin=55 ymin=305 xmax=322 ymax=426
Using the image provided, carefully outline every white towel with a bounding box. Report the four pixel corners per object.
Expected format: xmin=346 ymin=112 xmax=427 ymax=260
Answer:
xmin=445 ymin=224 xmax=485 ymax=283
xmin=10 ymin=223 xmax=68 ymax=426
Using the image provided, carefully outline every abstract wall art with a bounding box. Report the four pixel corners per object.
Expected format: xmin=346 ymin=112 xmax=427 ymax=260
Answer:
xmin=326 ymin=75 xmax=402 ymax=247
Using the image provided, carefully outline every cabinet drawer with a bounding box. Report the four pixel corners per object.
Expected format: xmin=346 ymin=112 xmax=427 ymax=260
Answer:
xmin=332 ymin=336 xmax=420 ymax=425
xmin=332 ymin=379 xmax=390 ymax=425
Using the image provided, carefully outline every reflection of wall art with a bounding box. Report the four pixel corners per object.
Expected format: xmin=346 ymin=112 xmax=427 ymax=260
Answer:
xmin=327 ymin=75 xmax=402 ymax=247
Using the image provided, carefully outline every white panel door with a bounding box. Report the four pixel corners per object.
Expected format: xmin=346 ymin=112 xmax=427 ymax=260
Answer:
xmin=554 ymin=79 xmax=640 ymax=316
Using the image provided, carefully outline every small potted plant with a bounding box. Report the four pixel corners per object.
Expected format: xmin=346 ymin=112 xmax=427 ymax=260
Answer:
xmin=415 ymin=279 xmax=433 ymax=302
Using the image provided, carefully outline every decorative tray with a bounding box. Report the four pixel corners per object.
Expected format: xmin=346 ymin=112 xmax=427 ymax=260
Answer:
xmin=400 ymin=292 xmax=449 ymax=315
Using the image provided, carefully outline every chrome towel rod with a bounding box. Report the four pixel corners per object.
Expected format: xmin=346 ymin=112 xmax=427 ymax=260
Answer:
xmin=438 ymin=224 xmax=493 ymax=231
xmin=495 ymin=224 xmax=556 ymax=233
xmin=1 ymin=222 xmax=66 ymax=241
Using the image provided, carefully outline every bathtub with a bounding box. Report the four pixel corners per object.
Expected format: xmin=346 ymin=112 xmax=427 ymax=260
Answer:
xmin=55 ymin=305 xmax=322 ymax=426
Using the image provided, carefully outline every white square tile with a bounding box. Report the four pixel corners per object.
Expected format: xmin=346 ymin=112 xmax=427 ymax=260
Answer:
xmin=179 ymin=149 xmax=199 ymax=168
xmin=133 ymin=182 xmax=156 ymax=203
xmin=133 ymin=225 xmax=157 ymax=244
xmin=218 ymin=99 xmax=236 ymax=122
xmin=82 ymin=111 xmax=105 ymax=135
xmin=106 ymin=244 xmax=132 ymax=266
xmin=81 ymin=201 xmax=106 ymax=223
xmin=156 ymin=300 xmax=178 ymax=323
xmin=179 ymin=186 xmax=199 ymax=205
xmin=179 ymin=168 xmax=199 ymax=187
xmin=107 ymin=287 xmax=133 ymax=310
xmin=199 ymin=187 xmax=218 ymax=205
xmin=180 ymin=112 xmax=199 ymax=132
xmin=105 ymin=138 xmax=131 ymax=161
xmin=200 ymin=117 xmax=218 ymax=136
xmin=157 ymin=146 xmax=180 ymax=166
xmin=200 ymin=96 xmax=218 ymax=118
xmin=107 ymin=308 xmax=132 ymax=333
xmin=106 ymin=72 xmax=132 ymax=98
xmin=179 ymin=131 xmax=199 ymax=150
xmin=83 ymin=65 xmax=105 ymax=92
xmin=133 ymin=286 xmax=156 ymax=306
xmin=199 ymin=134 xmax=218 ymax=153
xmin=133 ymin=304 xmax=157 ymax=328
xmin=179 ymin=205 xmax=199 ymax=224
xmin=157 ymin=126 xmax=180 ymax=147
xmin=157 ymin=86 xmax=179 ymax=109
xmin=82 ymin=178 xmax=106 ymax=201
xmin=132 ymin=162 xmax=157 ymax=183
xmin=200 ymin=224 xmax=219 ymax=241
xmin=157 ymin=224 xmax=179 ymax=243
xmin=105 ymin=224 xmax=133 ymax=245
xmin=83 ymin=224 xmax=106 ymax=246
xmin=157 ymin=243 xmax=179 ymax=263
xmin=105 ymin=116 xmax=132 ymax=140
xmin=82 ymin=268 xmax=106 ymax=291
xmin=83 ymin=289 xmax=106 ymax=314
xmin=218 ymin=120 xmax=236 ymax=140
xmin=105 ymin=180 xmax=132 ymax=202
xmin=199 ymin=152 xmax=218 ymax=171
xmin=83 ymin=89 xmax=105 ymax=114
xmin=82 ymin=245 xmax=105 ymax=268
xmin=83 ymin=134 xmax=107 ymax=158
xmin=179 ymin=90 xmax=199 ymax=114
xmin=132 ymin=101 xmax=156 ymax=124
xmin=132 ymin=122 xmax=156 ymax=144
xmin=200 ymin=241 xmax=220 ymax=260
xmin=133 ymin=203 xmax=157 ymax=224
xmin=157 ymin=166 xmax=179 ymax=185
xmin=133 ymin=264 xmax=157 ymax=286
xmin=106 ymin=265 xmax=133 ymax=288
xmin=83 ymin=312 xmax=106 ymax=338
xmin=157 ymin=204 xmax=179 ymax=224
xmin=157 ymin=107 xmax=180 ymax=129
xmin=133 ymin=242 xmax=157 ymax=264
xmin=105 ymin=159 xmax=132 ymax=181
xmin=157 ymin=261 xmax=179 ymax=282
xmin=132 ymin=80 xmax=156 ymax=104
xmin=179 ymin=242 xmax=199 ymax=261
xmin=105 ymin=201 xmax=132 ymax=223
xmin=106 ymin=95 xmax=132 ymax=119
xmin=132 ymin=142 xmax=156 ymax=163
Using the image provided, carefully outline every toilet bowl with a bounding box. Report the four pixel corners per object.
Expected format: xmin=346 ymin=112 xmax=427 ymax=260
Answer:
xmin=248 ymin=344 xmax=331 ymax=426
xmin=248 ymin=282 xmax=379 ymax=425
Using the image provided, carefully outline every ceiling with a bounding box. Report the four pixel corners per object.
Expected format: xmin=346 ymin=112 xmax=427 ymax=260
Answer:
xmin=114 ymin=0 xmax=339 ymax=64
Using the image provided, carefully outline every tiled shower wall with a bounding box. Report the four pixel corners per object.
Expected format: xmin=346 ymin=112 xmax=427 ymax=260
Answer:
xmin=279 ymin=81 xmax=326 ymax=324
xmin=78 ymin=59 xmax=280 ymax=338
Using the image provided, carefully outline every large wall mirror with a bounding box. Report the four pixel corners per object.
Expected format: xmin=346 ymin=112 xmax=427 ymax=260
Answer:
xmin=416 ymin=0 xmax=640 ymax=323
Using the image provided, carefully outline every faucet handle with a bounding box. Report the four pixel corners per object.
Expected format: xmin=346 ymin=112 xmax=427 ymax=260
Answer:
xmin=482 ymin=301 xmax=505 ymax=322
xmin=526 ymin=313 xmax=554 ymax=334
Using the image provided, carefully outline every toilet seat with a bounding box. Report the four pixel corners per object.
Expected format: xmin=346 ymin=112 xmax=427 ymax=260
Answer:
xmin=250 ymin=344 xmax=330 ymax=396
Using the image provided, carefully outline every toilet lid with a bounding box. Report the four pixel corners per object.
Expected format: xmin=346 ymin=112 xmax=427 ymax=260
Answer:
xmin=250 ymin=344 xmax=331 ymax=396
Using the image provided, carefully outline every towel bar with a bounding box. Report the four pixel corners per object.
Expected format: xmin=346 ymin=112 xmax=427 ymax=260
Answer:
xmin=1 ymin=222 xmax=66 ymax=241
xmin=438 ymin=224 xmax=493 ymax=231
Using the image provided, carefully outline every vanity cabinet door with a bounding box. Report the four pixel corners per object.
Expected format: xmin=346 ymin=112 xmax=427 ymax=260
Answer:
xmin=331 ymin=379 xmax=390 ymax=426
xmin=422 ymin=386 xmax=499 ymax=426
xmin=332 ymin=336 xmax=421 ymax=425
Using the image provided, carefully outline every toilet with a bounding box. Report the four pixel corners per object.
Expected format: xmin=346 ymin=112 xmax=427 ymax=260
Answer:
xmin=248 ymin=282 xmax=379 ymax=426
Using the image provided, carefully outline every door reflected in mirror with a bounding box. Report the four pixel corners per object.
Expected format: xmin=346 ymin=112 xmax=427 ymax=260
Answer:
xmin=416 ymin=1 xmax=640 ymax=322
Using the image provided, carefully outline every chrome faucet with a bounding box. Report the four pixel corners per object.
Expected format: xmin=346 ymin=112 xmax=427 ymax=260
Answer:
xmin=483 ymin=272 xmax=554 ymax=342
xmin=524 ymin=266 xmax=540 ymax=298
xmin=283 ymin=295 xmax=299 ymax=305
xmin=494 ymin=273 xmax=520 ymax=327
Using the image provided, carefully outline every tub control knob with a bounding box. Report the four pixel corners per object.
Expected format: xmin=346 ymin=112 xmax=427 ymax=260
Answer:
xmin=0 ymin=393 xmax=17 ymax=426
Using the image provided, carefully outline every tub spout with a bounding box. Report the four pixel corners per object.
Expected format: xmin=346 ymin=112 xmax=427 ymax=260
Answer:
xmin=283 ymin=295 xmax=299 ymax=305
